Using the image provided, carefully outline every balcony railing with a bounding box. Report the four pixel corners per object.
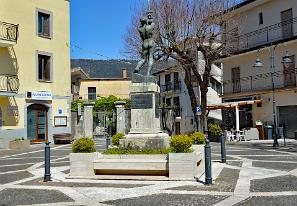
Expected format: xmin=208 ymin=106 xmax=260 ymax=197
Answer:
xmin=161 ymin=81 xmax=181 ymax=92
xmin=223 ymin=68 xmax=297 ymax=95
xmin=227 ymin=17 xmax=297 ymax=54
xmin=0 ymin=74 xmax=19 ymax=93
xmin=0 ymin=21 xmax=19 ymax=44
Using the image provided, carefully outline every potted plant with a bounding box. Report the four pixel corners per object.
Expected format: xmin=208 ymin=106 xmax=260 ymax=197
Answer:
xmin=9 ymin=137 xmax=30 ymax=150
xmin=208 ymin=123 xmax=222 ymax=142
xmin=69 ymin=137 xmax=99 ymax=177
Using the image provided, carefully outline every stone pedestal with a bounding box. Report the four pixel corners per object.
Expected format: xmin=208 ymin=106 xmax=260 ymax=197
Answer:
xmin=119 ymin=73 xmax=169 ymax=150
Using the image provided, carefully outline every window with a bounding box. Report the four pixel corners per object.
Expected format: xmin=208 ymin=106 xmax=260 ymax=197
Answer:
xmin=259 ymin=12 xmax=263 ymax=25
xmin=38 ymin=54 xmax=51 ymax=81
xmin=37 ymin=9 xmax=52 ymax=38
xmin=88 ymin=87 xmax=96 ymax=101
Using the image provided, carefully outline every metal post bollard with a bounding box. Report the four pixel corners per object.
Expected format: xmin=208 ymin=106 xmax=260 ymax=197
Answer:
xmin=220 ymin=134 xmax=226 ymax=163
xmin=205 ymin=139 xmax=212 ymax=185
xmin=44 ymin=142 xmax=51 ymax=182
xmin=106 ymin=136 xmax=111 ymax=149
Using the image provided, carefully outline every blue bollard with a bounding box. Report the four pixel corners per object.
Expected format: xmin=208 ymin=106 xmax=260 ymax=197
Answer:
xmin=220 ymin=134 xmax=226 ymax=163
xmin=205 ymin=139 xmax=212 ymax=185
xmin=44 ymin=142 xmax=51 ymax=182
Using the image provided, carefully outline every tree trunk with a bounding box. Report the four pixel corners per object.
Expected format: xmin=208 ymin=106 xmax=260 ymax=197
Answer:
xmin=183 ymin=67 xmax=199 ymax=132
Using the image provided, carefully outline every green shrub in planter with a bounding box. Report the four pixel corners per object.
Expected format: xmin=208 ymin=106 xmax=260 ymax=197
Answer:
xmin=208 ymin=123 xmax=222 ymax=142
xmin=170 ymin=135 xmax=193 ymax=153
xmin=190 ymin=132 xmax=206 ymax=144
xmin=112 ymin=132 xmax=124 ymax=146
xmin=72 ymin=137 xmax=96 ymax=153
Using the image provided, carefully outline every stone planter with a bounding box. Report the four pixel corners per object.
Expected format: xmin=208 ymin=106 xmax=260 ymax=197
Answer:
xmin=169 ymin=144 xmax=204 ymax=180
xmin=69 ymin=145 xmax=205 ymax=180
xmin=9 ymin=140 xmax=30 ymax=150
xmin=69 ymin=152 xmax=100 ymax=177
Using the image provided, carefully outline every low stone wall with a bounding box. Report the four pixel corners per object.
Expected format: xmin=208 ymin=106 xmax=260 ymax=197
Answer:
xmin=8 ymin=140 xmax=30 ymax=150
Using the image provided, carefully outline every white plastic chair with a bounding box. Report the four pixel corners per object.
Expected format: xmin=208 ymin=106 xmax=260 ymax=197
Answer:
xmin=239 ymin=129 xmax=246 ymax=141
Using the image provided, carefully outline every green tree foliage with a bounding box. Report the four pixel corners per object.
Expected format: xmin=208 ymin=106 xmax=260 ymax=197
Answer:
xmin=71 ymin=99 xmax=85 ymax=111
xmin=94 ymin=95 xmax=120 ymax=112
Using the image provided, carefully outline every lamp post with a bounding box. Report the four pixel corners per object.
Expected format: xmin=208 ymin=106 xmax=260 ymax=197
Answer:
xmin=254 ymin=44 xmax=293 ymax=148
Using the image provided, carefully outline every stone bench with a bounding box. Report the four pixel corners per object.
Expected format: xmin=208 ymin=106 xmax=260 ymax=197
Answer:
xmin=94 ymin=157 xmax=168 ymax=176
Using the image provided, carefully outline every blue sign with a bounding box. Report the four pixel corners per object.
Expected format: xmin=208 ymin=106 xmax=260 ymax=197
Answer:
xmin=196 ymin=106 xmax=202 ymax=115
xmin=58 ymin=108 xmax=63 ymax=115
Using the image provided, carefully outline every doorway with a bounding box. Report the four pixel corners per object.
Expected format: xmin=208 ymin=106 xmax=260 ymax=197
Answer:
xmin=27 ymin=104 xmax=48 ymax=142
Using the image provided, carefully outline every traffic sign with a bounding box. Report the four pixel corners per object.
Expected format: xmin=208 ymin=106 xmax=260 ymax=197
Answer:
xmin=196 ymin=106 xmax=202 ymax=115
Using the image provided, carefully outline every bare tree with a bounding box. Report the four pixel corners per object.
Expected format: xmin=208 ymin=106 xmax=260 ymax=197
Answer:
xmin=124 ymin=0 xmax=239 ymax=132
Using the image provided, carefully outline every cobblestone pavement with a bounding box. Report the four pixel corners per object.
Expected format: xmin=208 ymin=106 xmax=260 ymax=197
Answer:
xmin=0 ymin=138 xmax=296 ymax=206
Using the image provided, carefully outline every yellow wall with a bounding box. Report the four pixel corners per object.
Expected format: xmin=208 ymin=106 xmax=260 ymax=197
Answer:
xmin=0 ymin=0 xmax=70 ymax=134
xmin=79 ymin=79 xmax=131 ymax=100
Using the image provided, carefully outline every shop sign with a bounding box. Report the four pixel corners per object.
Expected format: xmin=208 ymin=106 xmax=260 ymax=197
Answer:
xmin=27 ymin=91 xmax=52 ymax=100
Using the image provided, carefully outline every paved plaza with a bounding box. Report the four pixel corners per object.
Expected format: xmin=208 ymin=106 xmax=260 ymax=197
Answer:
xmin=0 ymin=139 xmax=296 ymax=206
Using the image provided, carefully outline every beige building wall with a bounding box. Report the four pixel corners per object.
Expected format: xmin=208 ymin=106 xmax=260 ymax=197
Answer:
xmin=0 ymin=0 xmax=70 ymax=148
xmin=79 ymin=79 xmax=131 ymax=100
xmin=221 ymin=0 xmax=297 ymax=137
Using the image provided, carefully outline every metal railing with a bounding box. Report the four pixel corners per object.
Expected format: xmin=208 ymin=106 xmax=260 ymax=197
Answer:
xmin=0 ymin=74 xmax=19 ymax=93
xmin=227 ymin=17 xmax=297 ymax=54
xmin=0 ymin=21 xmax=19 ymax=43
xmin=161 ymin=81 xmax=181 ymax=92
xmin=223 ymin=68 xmax=297 ymax=95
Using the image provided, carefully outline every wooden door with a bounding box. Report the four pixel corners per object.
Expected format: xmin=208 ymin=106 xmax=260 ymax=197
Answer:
xmin=175 ymin=122 xmax=181 ymax=135
xmin=281 ymin=9 xmax=293 ymax=39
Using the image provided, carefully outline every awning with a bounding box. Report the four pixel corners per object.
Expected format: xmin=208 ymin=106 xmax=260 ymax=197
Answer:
xmin=207 ymin=100 xmax=262 ymax=111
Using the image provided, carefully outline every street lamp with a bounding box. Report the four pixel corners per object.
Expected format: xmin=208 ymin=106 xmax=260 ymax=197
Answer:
xmin=253 ymin=45 xmax=293 ymax=148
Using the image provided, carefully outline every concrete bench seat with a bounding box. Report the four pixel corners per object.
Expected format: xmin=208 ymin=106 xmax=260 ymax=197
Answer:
xmin=94 ymin=156 xmax=168 ymax=175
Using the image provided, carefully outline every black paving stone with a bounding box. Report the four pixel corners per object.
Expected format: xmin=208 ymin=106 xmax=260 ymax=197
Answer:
xmin=0 ymin=171 xmax=33 ymax=184
xmin=0 ymin=188 xmax=73 ymax=206
xmin=235 ymin=195 xmax=297 ymax=206
xmin=103 ymin=194 xmax=229 ymax=206
xmin=250 ymin=175 xmax=297 ymax=192
xmin=166 ymin=168 xmax=239 ymax=192
xmin=20 ymin=177 xmax=150 ymax=188
xmin=252 ymin=161 xmax=297 ymax=171
xmin=241 ymin=155 xmax=297 ymax=162
xmin=0 ymin=164 xmax=33 ymax=173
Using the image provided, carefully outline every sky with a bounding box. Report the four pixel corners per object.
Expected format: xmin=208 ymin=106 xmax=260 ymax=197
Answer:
xmin=70 ymin=0 xmax=140 ymax=60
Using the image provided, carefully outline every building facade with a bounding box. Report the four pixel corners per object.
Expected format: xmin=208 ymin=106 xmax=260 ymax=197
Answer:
xmin=71 ymin=67 xmax=131 ymax=101
xmin=221 ymin=0 xmax=297 ymax=138
xmin=0 ymin=0 xmax=71 ymax=148
xmin=156 ymin=59 xmax=222 ymax=135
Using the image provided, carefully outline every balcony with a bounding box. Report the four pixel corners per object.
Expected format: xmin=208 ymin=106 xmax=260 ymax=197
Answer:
xmin=0 ymin=74 xmax=19 ymax=96
xmin=0 ymin=21 xmax=19 ymax=47
xmin=223 ymin=68 xmax=297 ymax=95
xmin=227 ymin=17 xmax=297 ymax=55
xmin=161 ymin=81 xmax=181 ymax=93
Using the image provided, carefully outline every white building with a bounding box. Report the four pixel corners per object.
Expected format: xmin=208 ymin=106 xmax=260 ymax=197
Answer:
xmin=221 ymin=0 xmax=297 ymax=139
xmin=155 ymin=58 xmax=222 ymax=135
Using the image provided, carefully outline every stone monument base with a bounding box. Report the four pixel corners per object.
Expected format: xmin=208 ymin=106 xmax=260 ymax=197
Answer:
xmin=119 ymin=133 xmax=170 ymax=150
